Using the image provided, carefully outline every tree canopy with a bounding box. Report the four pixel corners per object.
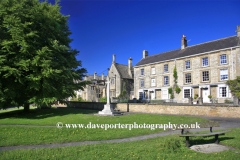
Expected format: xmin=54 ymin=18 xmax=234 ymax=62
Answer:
xmin=0 ymin=0 xmax=89 ymax=111
xmin=226 ymin=76 xmax=240 ymax=99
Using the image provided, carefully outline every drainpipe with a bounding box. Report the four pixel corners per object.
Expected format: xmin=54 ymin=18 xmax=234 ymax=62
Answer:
xmin=231 ymin=47 xmax=234 ymax=79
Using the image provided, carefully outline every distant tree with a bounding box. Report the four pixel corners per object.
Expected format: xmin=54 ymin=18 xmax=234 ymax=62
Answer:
xmin=0 ymin=0 xmax=90 ymax=112
xmin=226 ymin=76 xmax=240 ymax=99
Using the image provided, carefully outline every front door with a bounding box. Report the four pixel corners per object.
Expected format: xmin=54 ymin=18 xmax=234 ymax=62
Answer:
xmin=202 ymin=88 xmax=209 ymax=103
xmin=162 ymin=89 xmax=168 ymax=99
xmin=151 ymin=92 xmax=155 ymax=100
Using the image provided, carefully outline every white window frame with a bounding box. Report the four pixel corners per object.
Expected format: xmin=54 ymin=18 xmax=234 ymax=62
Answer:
xmin=151 ymin=67 xmax=155 ymax=75
xmin=217 ymin=84 xmax=230 ymax=98
xmin=164 ymin=64 xmax=168 ymax=72
xmin=220 ymin=69 xmax=228 ymax=81
xmin=185 ymin=73 xmax=191 ymax=84
xmin=151 ymin=78 xmax=156 ymax=86
xmin=202 ymin=71 xmax=209 ymax=82
xmin=185 ymin=60 xmax=190 ymax=69
xmin=220 ymin=54 xmax=227 ymax=64
xmin=182 ymin=87 xmax=192 ymax=99
xmin=140 ymin=79 xmax=144 ymax=88
xmin=164 ymin=76 xmax=169 ymax=85
xmin=202 ymin=57 xmax=208 ymax=67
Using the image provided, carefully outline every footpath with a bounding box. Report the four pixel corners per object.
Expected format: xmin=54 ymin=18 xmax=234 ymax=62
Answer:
xmin=0 ymin=112 xmax=239 ymax=152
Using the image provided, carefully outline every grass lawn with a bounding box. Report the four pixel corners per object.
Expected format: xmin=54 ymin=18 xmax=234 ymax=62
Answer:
xmin=0 ymin=128 xmax=239 ymax=160
xmin=0 ymin=107 xmax=209 ymax=147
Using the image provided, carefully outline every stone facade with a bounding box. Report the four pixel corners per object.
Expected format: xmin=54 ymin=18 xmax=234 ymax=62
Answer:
xmin=108 ymin=55 xmax=134 ymax=100
xmin=69 ymin=72 xmax=107 ymax=102
xmin=134 ymin=26 xmax=240 ymax=103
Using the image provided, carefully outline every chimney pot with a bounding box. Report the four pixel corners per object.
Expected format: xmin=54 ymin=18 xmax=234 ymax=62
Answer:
xmin=94 ymin=71 xmax=97 ymax=79
xmin=237 ymin=25 xmax=240 ymax=37
xmin=102 ymin=73 xmax=104 ymax=80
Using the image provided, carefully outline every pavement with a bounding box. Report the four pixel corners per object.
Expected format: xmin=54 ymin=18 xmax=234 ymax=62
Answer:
xmin=0 ymin=111 xmax=239 ymax=152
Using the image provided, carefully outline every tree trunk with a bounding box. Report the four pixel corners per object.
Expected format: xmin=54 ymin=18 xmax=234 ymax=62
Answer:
xmin=24 ymin=103 xmax=30 ymax=112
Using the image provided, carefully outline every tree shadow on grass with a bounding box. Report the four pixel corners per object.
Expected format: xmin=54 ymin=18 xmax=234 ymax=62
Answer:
xmin=0 ymin=107 xmax=99 ymax=120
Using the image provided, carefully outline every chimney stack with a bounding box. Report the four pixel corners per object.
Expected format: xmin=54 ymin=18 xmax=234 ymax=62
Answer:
xmin=237 ymin=25 xmax=240 ymax=37
xmin=102 ymin=73 xmax=104 ymax=80
xmin=143 ymin=50 xmax=148 ymax=59
xmin=128 ymin=57 xmax=133 ymax=70
xmin=181 ymin=35 xmax=187 ymax=50
xmin=94 ymin=71 xmax=97 ymax=79
xmin=112 ymin=54 xmax=116 ymax=63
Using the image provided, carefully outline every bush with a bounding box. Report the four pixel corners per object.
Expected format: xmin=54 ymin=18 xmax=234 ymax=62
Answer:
xmin=194 ymin=96 xmax=198 ymax=99
xmin=100 ymin=97 xmax=107 ymax=102
xmin=175 ymin=86 xmax=181 ymax=94
xmin=168 ymin=87 xmax=172 ymax=94
xmin=77 ymin=97 xmax=84 ymax=102
xmin=170 ymin=94 xmax=174 ymax=99
xmin=208 ymin=95 xmax=212 ymax=99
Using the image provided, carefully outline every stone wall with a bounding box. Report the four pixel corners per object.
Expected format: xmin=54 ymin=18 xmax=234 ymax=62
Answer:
xmin=68 ymin=101 xmax=106 ymax=110
xmin=115 ymin=103 xmax=240 ymax=118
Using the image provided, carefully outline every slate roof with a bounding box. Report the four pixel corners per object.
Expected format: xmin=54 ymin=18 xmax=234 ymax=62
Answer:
xmin=135 ymin=35 xmax=240 ymax=67
xmin=115 ymin=63 xmax=133 ymax=79
xmin=85 ymin=75 xmax=107 ymax=81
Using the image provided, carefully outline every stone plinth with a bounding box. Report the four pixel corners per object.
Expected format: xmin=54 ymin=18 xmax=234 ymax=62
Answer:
xmin=98 ymin=104 xmax=115 ymax=116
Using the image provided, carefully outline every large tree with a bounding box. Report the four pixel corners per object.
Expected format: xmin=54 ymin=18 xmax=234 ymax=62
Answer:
xmin=226 ymin=76 xmax=240 ymax=99
xmin=0 ymin=0 xmax=89 ymax=111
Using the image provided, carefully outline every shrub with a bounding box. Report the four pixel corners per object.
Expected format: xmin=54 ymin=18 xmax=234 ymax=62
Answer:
xmin=175 ymin=86 xmax=181 ymax=94
xmin=170 ymin=94 xmax=174 ymax=99
xmin=100 ymin=97 xmax=107 ymax=102
xmin=194 ymin=96 xmax=198 ymax=99
xmin=208 ymin=95 xmax=212 ymax=99
xmin=77 ymin=97 xmax=84 ymax=102
xmin=168 ymin=88 xmax=172 ymax=94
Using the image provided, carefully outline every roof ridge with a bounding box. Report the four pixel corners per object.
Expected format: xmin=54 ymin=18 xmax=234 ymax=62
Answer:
xmin=186 ymin=35 xmax=237 ymax=49
xmin=145 ymin=48 xmax=181 ymax=58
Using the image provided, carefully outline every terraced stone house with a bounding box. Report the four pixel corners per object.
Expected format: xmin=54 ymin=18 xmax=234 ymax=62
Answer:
xmin=134 ymin=25 xmax=240 ymax=103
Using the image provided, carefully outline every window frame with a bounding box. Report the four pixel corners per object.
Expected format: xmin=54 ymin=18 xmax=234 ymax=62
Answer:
xmin=141 ymin=69 xmax=144 ymax=76
xmin=220 ymin=54 xmax=227 ymax=64
xmin=151 ymin=67 xmax=155 ymax=75
xmin=164 ymin=76 xmax=169 ymax=86
xmin=184 ymin=89 xmax=191 ymax=98
xmin=151 ymin=78 xmax=156 ymax=87
xmin=202 ymin=71 xmax=209 ymax=82
xmin=164 ymin=64 xmax=168 ymax=72
xmin=185 ymin=73 xmax=191 ymax=84
xmin=202 ymin=57 xmax=209 ymax=67
xmin=185 ymin=60 xmax=191 ymax=69
xmin=219 ymin=87 xmax=227 ymax=97
xmin=220 ymin=69 xmax=228 ymax=81
xmin=140 ymin=79 xmax=144 ymax=88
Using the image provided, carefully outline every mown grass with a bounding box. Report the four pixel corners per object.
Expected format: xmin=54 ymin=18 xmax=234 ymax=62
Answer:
xmin=0 ymin=128 xmax=239 ymax=160
xmin=0 ymin=107 xmax=210 ymax=147
xmin=0 ymin=107 xmax=209 ymax=126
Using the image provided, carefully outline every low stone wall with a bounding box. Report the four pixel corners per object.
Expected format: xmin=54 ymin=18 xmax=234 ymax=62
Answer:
xmin=115 ymin=103 xmax=240 ymax=118
xmin=68 ymin=101 xmax=106 ymax=110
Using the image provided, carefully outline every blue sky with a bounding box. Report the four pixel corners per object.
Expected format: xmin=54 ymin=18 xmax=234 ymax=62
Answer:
xmin=46 ymin=0 xmax=240 ymax=77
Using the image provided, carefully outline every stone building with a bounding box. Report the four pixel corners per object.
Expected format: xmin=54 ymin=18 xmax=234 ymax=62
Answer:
xmin=71 ymin=72 xmax=107 ymax=102
xmin=134 ymin=25 xmax=240 ymax=103
xmin=108 ymin=55 xmax=134 ymax=100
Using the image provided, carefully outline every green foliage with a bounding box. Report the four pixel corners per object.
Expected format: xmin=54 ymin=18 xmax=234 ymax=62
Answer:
xmin=173 ymin=65 xmax=178 ymax=84
xmin=0 ymin=0 xmax=90 ymax=111
xmin=168 ymin=87 xmax=172 ymax=94
xmin=208 ymin=95 xmax=212 ymax=99
xmin=77 ymin=97 xmax=84 ymax=102
xmin=118 ymin=90 xmax=128 ymax=100
xmin=170 ymin=94 xmax=174 ymax=99
xmin=100 ymin=97 xmax=107 ymax=102
xmin=194 ymin=96 xmax=198 ymax=99
xmin=226 ymin=76 xmax=240 ymax=98
xmin=174 ymin=86 xmax=181 ymax=94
